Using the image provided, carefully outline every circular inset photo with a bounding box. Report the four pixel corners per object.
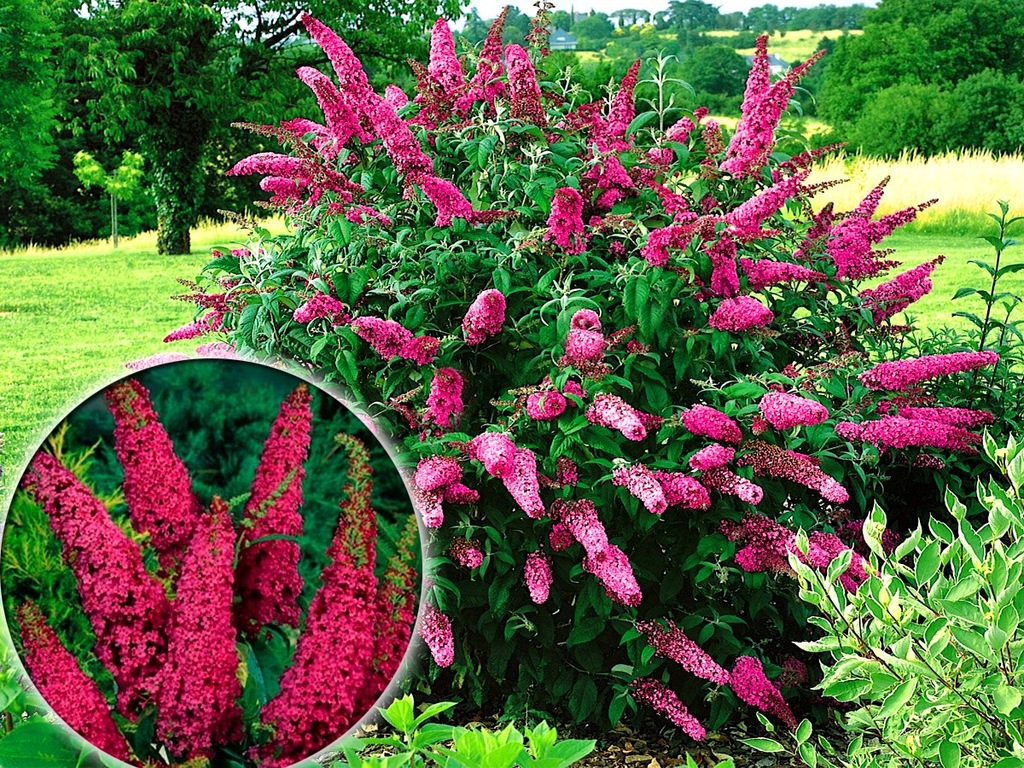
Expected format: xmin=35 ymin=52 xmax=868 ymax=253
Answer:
xmin=0 ymin=359 xmax=420 ymax=768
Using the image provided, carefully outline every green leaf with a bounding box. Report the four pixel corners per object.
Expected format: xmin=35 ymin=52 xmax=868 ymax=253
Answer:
xmin=939 ymin=740 xmax=961 ymax=768
xmin=915 ymin=539 xmax=942 ymax=584
xmin=740 ymin=738 xmax=785 ymax=753
xmin=878 ymin=678 xmax=917 ymax=718
xmin=993 ymin=685 xmax=1022 ymax=716
xmin=380 ymin=694 xmax=416 ymax=734
xmin=0 ymin=721 xmax=83 ymax=767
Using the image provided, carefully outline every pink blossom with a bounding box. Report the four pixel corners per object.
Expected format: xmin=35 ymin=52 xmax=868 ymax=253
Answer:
xmin=420 ymin=603 xmax=455 ymax=668
xmin=859 ymin=257 xmax=944 ymax=323
xmin=682 ymin=404 xmax=743 ymax=444
xmin=859 ymin=351 xmax=999 ymax=391
xmin=556 ymin=456 xmax=580 ymax=486
xmin=586 ymin=393 xmax=649 ymax=441
xmin=16 ymin=603 xmax=134 ymax=762
xmin=157 ymin=498 xmax=242 ymax=760
xmin=837 ymin=416 xmax=982 ymax=452
xmin=612 ymin=463 xmax=668 ymax=514
xmin=301 ymin=14 xmax=376 ymax=111
xmin=720 ymin=35 xmax=823 ymax=177
xmin=527 ymin=390 xmax=568 ymax=420
xmin=505 ymin=44 xmax=547 ymax=126
xmin=642 ymin=223 xmax=697 ymax=267
xmin=125 ymin=352 xmax=191 ymax=370
xmin=399 ymin=335 xmax=440 ymax=365
xmin=706 ymin=233 xmax=739 ymax=298
xmin=468 ymin=432 xmax=518 ymax=476
xmin=24 ymin=452 xmax=171 ymax=718
xmin=163 ymin=311 xmax=223 ymax=342
xmin=638 ymin=620 xmax=731 ymax=685
xmin=364 ymin=92 xmax=435 ymax=180
xmin=586 ymin=154 xmax=636 ymax=210
xmin=725 ymin=172 xmax=808 ymax=235
xmin=106 ymin=379 xmax=202 ymax=569
xmin=654 ymin=471 xmax=712 ymax=510
xmin=730 ymin=656 xmax=797 ymax=728
xmin=545 ymin=187 xmax=588 ymax=254
xmin=463 ymin=289 xmax=507 ymax=345
xmin=666 ymin=106 xmax=707 ymax=143
xmin=701 ymin=467 xmax=764 ymax=505
xmin=584 ymin=543 xmax=642 ymax=606
xmin=561 ymin=499 xmax=609 ymax=558
xmin=549 ymin=522 xmax=574 ymax=551
xmin=503 ymin=447 xmax=546 ymax=518
xmin=631 ymin=679 xmax=706 ymax=740
xmin=739 ymin=440 xmax=849 ymax=504
xmin=257 ymin=452 xmax=381 ymax=767
xmin=708 ymin=296 xmax=774 ymax=332
xmin=347 ymin=204 xmax=392 ymax=226
xmin=415 ymin=456 xmax=464 ymax=491
xmin=720 ymin=514 xmax=794 ymax=574
xmin=449 ymin=537 xmax=484 ymax=569
xmin=418 ymin=174 xmax=475 ymax=226
xmin=457 ymin=9 xmax=507 ymax=113
xmin=525 ymin=551 xmax=553 ymax=604
xmin=564 ymin=309 xmax=607 ymax=366
xmin=296 ymin=66 xmax=365 ymax=148
xmin=689 ymin=444 xmax=736 ymax=471
xmin=294 ymin=292 xmax=349 ymax=324
xmin=896 ymin=406 xmax=994 ymax=429
xmin=384 ymin=84 xmax=409 ymax=108
xmin=427 ymin=18 xmax=465 ymax=93
xmin=600 ymin=59 xmax=641 ymax=149
xmin=806 ymin=532 xmax=868 ymax=591
xmin=759 ymin=391 xmax=829 ymax=430
xmin=425 ymin=367 xmax=464 ymax=430
xmin=194 ymin=341 xmax=238 ymax=359
xmin=235 ymin=385 xmax=312 ymax=636
xmin=740 ymin=258 xmax=828 ymax=290
xmin=351 ymin=316 xmax=415 ymax=359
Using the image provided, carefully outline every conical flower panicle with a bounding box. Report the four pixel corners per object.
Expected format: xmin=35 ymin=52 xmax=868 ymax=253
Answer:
xmin=106 ymin=378 xmax=203 ymax=571
xmin=23 ymin=452 xmax=170 ymax=718
xmin=359 ymin=513 xmax=419 ymax=715
xmin=156 ymin=497 xmax=243 ymax=761
xmin=326 ymin=433 xmax=377 ymax=575
xmin=16 ymin=603 xmax=134 ymax=763
xmin=235 ymin=384 xmax=312 ymax=637
xmin=256 ymin=436 xmax=380 ymax=768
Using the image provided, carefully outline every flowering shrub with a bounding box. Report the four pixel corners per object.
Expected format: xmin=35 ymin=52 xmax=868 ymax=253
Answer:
xmin=4 ymin=371 xmax=418 ymax=767
xmin=749 ymin=434 xmax=1024 ymax=767
xmin=181 ymin=13 xmax=1005 ymax=735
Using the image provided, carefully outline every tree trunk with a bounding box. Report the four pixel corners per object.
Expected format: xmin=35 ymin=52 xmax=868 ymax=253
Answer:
xmin=146 ymin=104 xmax=210 ymax=255
xmin=111 ymin=192 xmax=118 ymax=248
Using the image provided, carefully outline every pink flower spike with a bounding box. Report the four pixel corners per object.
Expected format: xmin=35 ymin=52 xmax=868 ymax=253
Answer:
xmin=294 ymin=292 xmax=349 ymax=325
xmin=427 ymin=18 xmax=465 ymax=93
xmin=586 ymin=393 xmax=649 ymax=441
xmin=859 ymin=351 xmax=999 ymax=391
xmin=468 ymin=432 xmax=518 ymax=477
xmin=758 ymin=391 xmax=829 ymax=430
xmin=689 ymin=444 xmax=736 ymax=471
xmin=527 ymin=390 xmax=568 ymax=421
xmin=463 ymin=289 xmax=507 ymax=345
xmin=637 ymin=619 xmax=731 ymax=685
xmin=505 ymin=44 xmax=547 ymax=126
xmin=425 ymin=367 xmax=464 ymax=430
xmin=420 ymin=603 xmax=455 ymax=668
xmin=730 ymin=656 xmax=797 ymax=728
xmin=449 ymin=536 xmax=484 ymax=569
xmin=545 ymin=187 xmax=588 ymax=254
xmin=708 ymin=296 xmax=774 ymax=332
xmin=612 ymin=463 xmax=668 ymax=515
xmin=525 ymin=550 xmax=553 ymax=605
xmin=682 ymin=404 xmax=743 ymax=444
xmin=655 ymin=471 xmax=711 ymax=510
xmin=631 ymin=678 xmax=707 ymax=740
xmin=502 ymin=447 xmax=545 ymax=518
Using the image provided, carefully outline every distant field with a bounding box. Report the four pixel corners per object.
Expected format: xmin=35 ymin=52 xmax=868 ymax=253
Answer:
xmin=808 ymin=149 xmax=1024 ymax=235
xmin=709 ymin=28 xmax=863 ymax=62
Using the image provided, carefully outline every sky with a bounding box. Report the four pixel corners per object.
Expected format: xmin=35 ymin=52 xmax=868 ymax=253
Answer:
xmin=465 ymin=0 xmax=876 ymax=20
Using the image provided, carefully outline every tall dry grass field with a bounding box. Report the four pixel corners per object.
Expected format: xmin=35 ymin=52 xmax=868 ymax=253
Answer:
xmin=807 ymin=149 xmax=1024 ymax=234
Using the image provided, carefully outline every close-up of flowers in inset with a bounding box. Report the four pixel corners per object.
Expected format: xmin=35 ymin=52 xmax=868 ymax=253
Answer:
xmin=0 ymin=360 xmax=420 ymax=768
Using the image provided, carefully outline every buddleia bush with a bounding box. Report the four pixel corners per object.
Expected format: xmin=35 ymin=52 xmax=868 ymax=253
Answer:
xmin=175 ymin=9 xmax=1008 ymax=736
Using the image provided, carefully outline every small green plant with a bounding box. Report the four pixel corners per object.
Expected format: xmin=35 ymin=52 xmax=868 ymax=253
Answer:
xmin=72 ymin=150 xmax=145 ymax=248
xmin=746 ymin=434 xmax=1024 ymax=766
xmin=335 ymin=695 xmax=596 ymax=767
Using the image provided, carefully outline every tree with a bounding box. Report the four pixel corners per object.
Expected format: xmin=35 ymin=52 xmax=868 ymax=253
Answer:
xmin=571 ymin=13 xmax=614 ymax=48
xmin=667 ymin=0 xmax=720 ymax=32
xmin=550 ymin=10 xmax=573 ymax=32
xmin=73 ymin=151 xmax=145 ymax=248
xmin=52 ymin=0 xmax=463 ymax=254
xmin=0 ymin=0 xmax=57 ymax=189
xmin=821 ymin=0 xmax=1024 ymax=129
xmin=681 ymin=45 xmax=748 ymax=96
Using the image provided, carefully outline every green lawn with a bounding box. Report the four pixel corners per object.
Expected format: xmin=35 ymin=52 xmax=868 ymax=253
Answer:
xmin=0 ymin=244 xmax=208 ymax=503
xmin=0 ymin=230 xmax=1016 ymax=506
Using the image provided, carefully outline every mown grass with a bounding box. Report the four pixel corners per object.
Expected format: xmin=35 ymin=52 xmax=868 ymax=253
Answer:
xmin=0 ymin=221 xmax=286 ymax=504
